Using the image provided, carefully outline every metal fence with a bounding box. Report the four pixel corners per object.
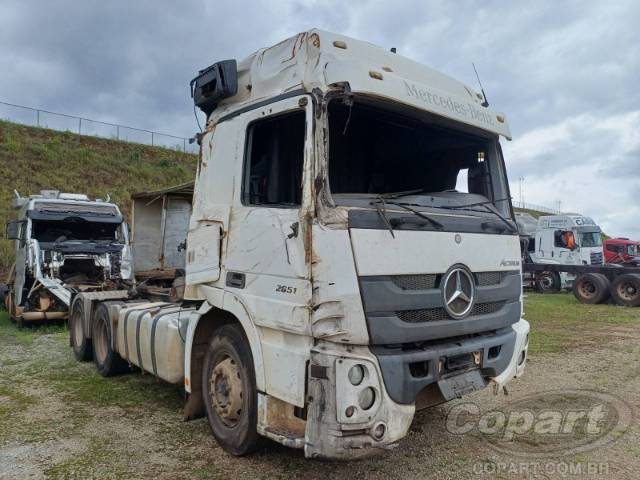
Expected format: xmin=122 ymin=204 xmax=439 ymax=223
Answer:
xmin=512 ymin=200 xmax=561 ymax=214
xmin=0 ymin=100 xmax=198 ymax=153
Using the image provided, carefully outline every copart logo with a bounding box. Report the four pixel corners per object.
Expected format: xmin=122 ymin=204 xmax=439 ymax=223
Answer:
xmin=445 ymin=390 xmax=633 ymax=458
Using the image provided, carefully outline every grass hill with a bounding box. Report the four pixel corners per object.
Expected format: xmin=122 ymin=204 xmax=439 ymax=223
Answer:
xmin=514 ymin=207 xmax=548 ymax=218
xmin=0 ymin=120 xmax=197 ymax=275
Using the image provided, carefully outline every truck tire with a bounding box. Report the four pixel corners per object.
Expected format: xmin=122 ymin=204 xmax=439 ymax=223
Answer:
xmin=202 ymin=324 xmax=261 ymax=456
xmin=70 ymin=298 xmax=92 ymax=361
xmin=610 ymin=274 xmax=640 ymax=307
xmin=535 ymin=271 xmax=561 ymax=293
xmin=92 ymin=303 xmax=128 ymax=376
xmin=573 ymin=273 xmax=610 ymax=304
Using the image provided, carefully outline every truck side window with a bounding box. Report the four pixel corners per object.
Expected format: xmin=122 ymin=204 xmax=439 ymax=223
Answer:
xmin=243 ymin=111 xmax=305 ymax=206
xmin=554 ymin=230 xmax=564 ymax=248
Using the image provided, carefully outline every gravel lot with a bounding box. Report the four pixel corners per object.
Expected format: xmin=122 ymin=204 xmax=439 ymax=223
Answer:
xmin=1 ymin=293 xmax=638 ymax=479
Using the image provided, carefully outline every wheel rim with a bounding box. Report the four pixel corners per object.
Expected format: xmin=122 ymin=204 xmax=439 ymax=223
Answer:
xmin=209 ymin=356 xmax=243 ymax=428
xmin=578 ymin=280 xmax=596 ymax=299
xmin=539 ymin=274 xmax=554 ymax=290
xmin=617 ymin=281 xmax=638 ymax=301
xmin=94 ymin=319 xmax=108 ymax=364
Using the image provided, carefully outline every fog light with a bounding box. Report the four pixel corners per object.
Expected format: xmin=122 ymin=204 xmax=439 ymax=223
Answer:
xmin=358 ymin=387 xmax=376 ymax=410
xmin=348 ymin=364 xmax=365 ymax=385
xmin=345 ymin=406 xmax=356 ymax=418
xmin=372 ymin=422 xmax=386 ymax=440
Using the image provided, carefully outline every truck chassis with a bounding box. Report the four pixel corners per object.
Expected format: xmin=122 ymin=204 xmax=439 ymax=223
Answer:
xmin=523 ymin=263 xmax=640 ymax=306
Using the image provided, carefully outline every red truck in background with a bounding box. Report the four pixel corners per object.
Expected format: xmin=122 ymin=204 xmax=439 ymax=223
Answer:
xmin=604 ymin=238 xmax=640 ymax=266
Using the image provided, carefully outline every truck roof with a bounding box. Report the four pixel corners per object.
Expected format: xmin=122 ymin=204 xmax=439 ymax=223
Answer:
xmin=210 ymin=29 xmax=511 ymax=139
xmin=537 ymin=215 xmax=599 ymax=230
xmin=606 ymin=237 xmax=639 ymax=245
xmin=14 ymin=190 xmax=121 ymax=217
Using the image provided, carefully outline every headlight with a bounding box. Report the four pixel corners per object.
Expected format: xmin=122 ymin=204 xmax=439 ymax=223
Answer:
xmin=348 ymin=364 xmax=365 ymax=385
xmin=358 ymin=387 xmax=376 ymax=410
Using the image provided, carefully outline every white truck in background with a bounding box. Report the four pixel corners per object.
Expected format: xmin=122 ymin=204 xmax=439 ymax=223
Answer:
xmin=68 ymin=30 xmax=529 ymax=459
xmin=4 ymin=190 xmax=132 ymax=324
xmin=521 ymin=214 xmax=603 ymax=292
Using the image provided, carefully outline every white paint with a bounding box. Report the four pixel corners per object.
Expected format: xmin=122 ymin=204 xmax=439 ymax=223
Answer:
xmin=350 ymin=228 xmax=521 ymax=276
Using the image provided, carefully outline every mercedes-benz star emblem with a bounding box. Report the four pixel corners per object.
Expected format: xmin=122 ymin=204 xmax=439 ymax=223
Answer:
xmin=442 ymin=265 xmax=475 ymax=319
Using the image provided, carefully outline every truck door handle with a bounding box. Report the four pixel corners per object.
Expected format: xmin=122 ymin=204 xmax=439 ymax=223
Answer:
xmin=226 ymin=272 xmax=245 ymax=289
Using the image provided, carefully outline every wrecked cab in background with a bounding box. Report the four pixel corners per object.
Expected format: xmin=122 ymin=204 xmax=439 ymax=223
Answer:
xmin=4 ymin=190 xmax=132 ymax=324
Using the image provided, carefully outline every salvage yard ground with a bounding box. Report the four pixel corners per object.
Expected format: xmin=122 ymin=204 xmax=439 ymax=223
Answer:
xmin=1 ymin=294 xmax=639 ymax=479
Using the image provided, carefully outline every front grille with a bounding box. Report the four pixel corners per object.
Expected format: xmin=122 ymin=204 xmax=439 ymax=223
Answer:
xmin=396 ymin=301 xmax=505 ymax=323
xmin=391 ymin=271 xmax=506 ymax=291
xmin=475 ymin=271 xmax=504 ymax=286
xmin=397 ymin=307 xmax=448 ymax=323
xmin=391 ymin=274 xmax=437 ymax=290
xmin=590 ymin=251 xmax=603 ymax=265
xmin=471 ymin=301 xmax=505 ymax=316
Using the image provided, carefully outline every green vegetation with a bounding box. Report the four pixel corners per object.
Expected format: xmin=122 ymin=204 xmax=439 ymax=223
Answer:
xmin=0 ymin=120 xmax=197 ymax=275
xmin=514 ymin=207 xmax=547 ymax=219
xmin=524 ymin=293 xmax=640 ymax=353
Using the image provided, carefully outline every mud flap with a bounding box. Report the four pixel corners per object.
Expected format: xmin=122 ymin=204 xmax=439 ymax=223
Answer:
xmin=437 ymin=369 xmax=486 ymax=401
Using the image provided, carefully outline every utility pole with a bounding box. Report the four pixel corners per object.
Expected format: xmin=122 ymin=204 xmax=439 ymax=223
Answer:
xmin=518 ymin=177 xmax=525 ymax=206
xmin=556 ymin=200 xmax=562 ymax=213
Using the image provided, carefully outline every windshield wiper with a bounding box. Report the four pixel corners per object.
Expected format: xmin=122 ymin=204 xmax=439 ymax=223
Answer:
xmin=431 ymin=197 xmax=517 ymax=233
xmin=372 ymin=198 xmax=444 ymax=233
xmin=371 ymin=197 xmax=395 ymax=238
xmin=378 ymin=188 xmax=429 ymax=200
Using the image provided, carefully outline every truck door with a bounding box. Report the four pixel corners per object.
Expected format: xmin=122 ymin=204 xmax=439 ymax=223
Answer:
xmin=223 ymin=95 xmax=313 ymax=334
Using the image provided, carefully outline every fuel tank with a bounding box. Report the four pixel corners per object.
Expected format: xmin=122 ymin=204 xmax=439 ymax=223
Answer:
xmin=115 ymin=302 xmax=195 ymax=384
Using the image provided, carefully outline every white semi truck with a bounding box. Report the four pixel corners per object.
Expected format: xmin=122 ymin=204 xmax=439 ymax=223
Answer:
xmin=519 ymin=214 xmax=604 ymax=293
xmin=4 ymin=190 xmax=133 ymax=324
xmin=68 ymin=30 xmax=529 ymax=459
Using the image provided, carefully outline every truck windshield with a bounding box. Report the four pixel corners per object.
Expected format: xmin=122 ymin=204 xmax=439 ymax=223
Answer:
xmin=580 ymin=231 xmax=602 ymax=247
xmin=627 ymin=245 xmax=638 ymax=256
xmin=327 ymin=99 xmax=511 ymax=216
xmin=32 ymin=219 xmax=122 ymax=243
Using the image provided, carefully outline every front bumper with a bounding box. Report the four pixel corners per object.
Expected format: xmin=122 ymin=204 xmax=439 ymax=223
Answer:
xmin=304 ymin=319 xmax=529 ymax=459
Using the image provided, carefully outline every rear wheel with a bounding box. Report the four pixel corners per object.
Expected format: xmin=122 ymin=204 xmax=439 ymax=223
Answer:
xmin=92 ymin=303 xmax=128 ymax=376
xmin=535 ymin=271 xmax=561 ymax=293
xmin=610 ymin=274 xmax=640 ymax=307
xmin=70 ymin=298 xmax=92 ymax=361
xmin=573 ymin=273 xmax=610 ymax=304
xmin=202 ymin=324 xmax=261 ymax=456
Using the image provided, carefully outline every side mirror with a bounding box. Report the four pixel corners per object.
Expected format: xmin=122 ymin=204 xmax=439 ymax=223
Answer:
xmin=191 ymin=59 xmax=238 ymax=116
xmin=6 ymin=220 xmax=20 ymax=240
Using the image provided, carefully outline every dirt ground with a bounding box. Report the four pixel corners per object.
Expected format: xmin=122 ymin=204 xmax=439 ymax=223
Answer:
xmin=0 ymin=293 xmax=638 ymax=479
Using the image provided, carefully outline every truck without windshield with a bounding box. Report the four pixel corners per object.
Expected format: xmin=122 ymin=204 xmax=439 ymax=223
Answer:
xmin=68 ymin=29 xmax=529 ymax=459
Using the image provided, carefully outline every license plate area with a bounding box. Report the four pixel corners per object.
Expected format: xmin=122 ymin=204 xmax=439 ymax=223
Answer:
xmin=442 ymin=351 xmax=481 ymax=374
xmin=437 ymin=369 xmax=486 ymax=400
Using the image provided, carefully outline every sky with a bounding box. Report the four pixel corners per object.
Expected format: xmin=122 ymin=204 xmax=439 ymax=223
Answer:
xmin=0 ymin=0 xmax=638 ymax=237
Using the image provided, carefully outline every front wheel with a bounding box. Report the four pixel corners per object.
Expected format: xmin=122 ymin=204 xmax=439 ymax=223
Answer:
xmin=535 ymin=271 xmax=561 ymax=293
xmin=202 ymin=324 xmax=261 ymax=456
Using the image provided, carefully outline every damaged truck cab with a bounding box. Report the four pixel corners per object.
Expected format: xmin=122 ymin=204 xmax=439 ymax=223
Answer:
xmin=5 ymin=190 xmax=132 ymax=323
xmin=184 ymin=30 xmax=529 ymax=458
xmin=70 ymin=29 xmax=529 ymax=460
